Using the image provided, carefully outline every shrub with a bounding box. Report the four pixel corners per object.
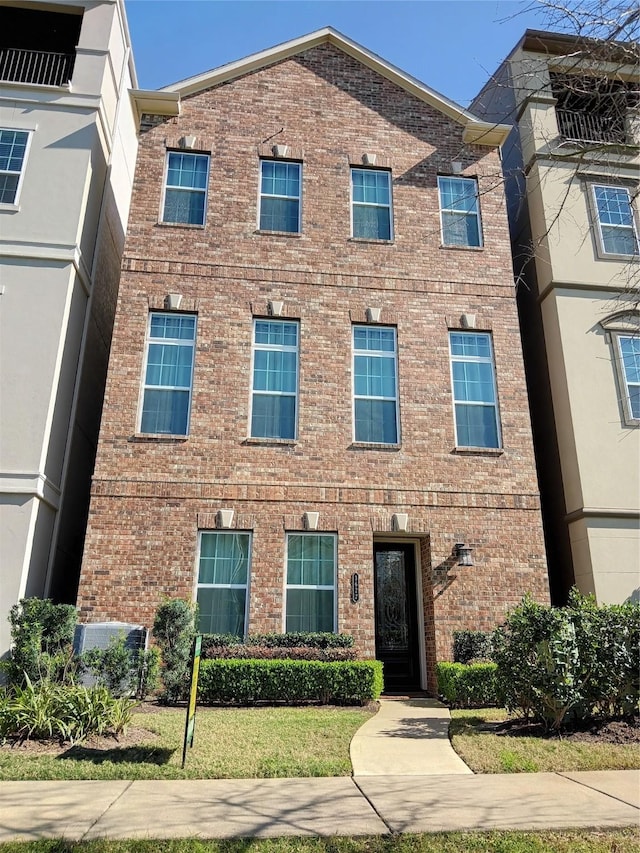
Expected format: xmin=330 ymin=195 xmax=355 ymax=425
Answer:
xmin=152 ymin=598 xmax=197 ymax=704
xmin=198 ymin=659 xmax=382 ymax=705
xmin=136 ymin=647 xmax=161 ymax=700
xmin=2 ymin=598 xmax=78 ymax=686
xmin=0 ymin=678 xmax=136 ymax=743
xmin=453 ymin=630 xmax=493 ymax=663
xmin=82 ymin=634 xmax=135 ymax=697
xmin=246 ymin=632 xmax=355 ymax=649
xmin=437 ymin=662 xmax=499 ymax=708
xmin=202 ymin=644 xmax=356 ymax=662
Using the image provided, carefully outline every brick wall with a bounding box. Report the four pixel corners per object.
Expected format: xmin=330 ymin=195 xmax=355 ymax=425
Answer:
xmin=77 ymin=43 xmax=550 ymax=687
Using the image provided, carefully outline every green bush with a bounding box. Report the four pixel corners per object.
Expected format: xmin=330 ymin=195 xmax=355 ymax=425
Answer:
xmin=492 ymin=591 xmax=640 ymax=730
xmin=453 ymin=630 xmax=493 ymax=663
xmin=437 ymin=662 xmax=499 ymax=708
xmin=2 ymin=598 xmax=78 ymax=686
xmin=152 ymin=598 xmax=197 ymax=704
xmin=246 ymin=632 xmax=355 ymax=649
xmin=198 ymin=659 xmax=382 ymax=705
xmin=82 ymin=634 xmax=135 ymax=697
xmin=202 ymin=644 xmax=356 ymax=661
xmin=136 ymin=646 xmax=161 ymax=700
xmin=0 ymin=678 xmax=136 ymax=743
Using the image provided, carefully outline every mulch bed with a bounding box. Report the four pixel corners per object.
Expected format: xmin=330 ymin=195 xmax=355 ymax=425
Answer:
xmin=488 ymin=716 xmax=639 ymax=744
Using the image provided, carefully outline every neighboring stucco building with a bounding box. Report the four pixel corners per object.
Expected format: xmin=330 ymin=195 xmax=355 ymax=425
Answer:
xmin=472 ymin=30 xmax=639 ymax=604
xmin=0 ymin=0 xmax=139 ymax=656
xmin=77 ymin=29 xmax=549 ymax=692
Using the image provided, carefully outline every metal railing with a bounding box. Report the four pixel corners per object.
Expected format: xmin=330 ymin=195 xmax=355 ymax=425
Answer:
xmin=0 ymin=48 xmax=75 ymax=86
xmin=556 ymin=108 xmax=628 ymax=144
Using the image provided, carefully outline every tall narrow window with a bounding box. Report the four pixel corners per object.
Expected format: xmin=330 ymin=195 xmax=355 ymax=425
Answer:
xmin=286 ymin=533 xmax=336 ymax=632
xmin=449 ymin=331 xmax=500 ymax=448
xmin=250 ymin=319 xmax=299 ymax=439
xmin=438 ymin=176 xmax=482 ymax=247
xmin=616 ymin=335 xmax=640 ymax=422
xmin=162 ymin=152 xmax=209 ymax=225
xmin=353 ymin=326 xmax=399 ymax=444
xmin=592 ymin=185 xmax=639 ymax=256
xmin=197 ymin=532 xmax=250 ymax=636
xmin=351 ymin=168 xmax=392 ymax=240
xmin=259 ymin=160 xmax=301 ymax=233
xmin=0 ymin=129 xmax=30 ymax=205
xmin=140 ymin=313 xmax=196 ymax=435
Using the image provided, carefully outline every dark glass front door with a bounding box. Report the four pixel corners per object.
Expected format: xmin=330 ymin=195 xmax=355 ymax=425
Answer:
xmin=374 ymin=543 xmax=420 ymax=690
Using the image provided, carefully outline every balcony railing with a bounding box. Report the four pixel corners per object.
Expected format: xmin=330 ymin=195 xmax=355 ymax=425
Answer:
xmin=0 ymin=48 xmax=75 ymax=87
xmin=556 ymin=108 xmax=628 ymax=145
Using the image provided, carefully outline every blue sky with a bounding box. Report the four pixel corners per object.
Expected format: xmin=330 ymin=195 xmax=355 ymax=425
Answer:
xmin=124 ymin=1 xmax=556 ymax=107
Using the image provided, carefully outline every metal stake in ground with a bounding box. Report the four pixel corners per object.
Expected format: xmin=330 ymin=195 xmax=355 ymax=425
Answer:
xmin=182 ymin=633 xmax=202 ymax=768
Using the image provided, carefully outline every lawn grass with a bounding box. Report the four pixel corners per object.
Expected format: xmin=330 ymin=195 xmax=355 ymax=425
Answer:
xmin=449 ymin=708 xmax=640 ymax=773
xmin=0 ymin=706 xmax=373 ymax=781
xmin=0 ymin=830 xmax=638 ymax=852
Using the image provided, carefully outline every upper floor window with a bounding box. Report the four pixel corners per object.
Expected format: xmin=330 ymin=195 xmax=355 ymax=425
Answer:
xmin=616 ymin=335 xmax=639 ymax=423
xmin=286 ymin=533 xmax=336 ymax=633
xmin=250 ymin=319 xmax=299 ymax=439
xmin=0 ymin=129 xmax=30 ymax=205
xmin=438 ymin=176 xmax=482 ymax=248
xmin=449 ymin=331 xmax=500 ymax=449
xmin=197 ymin=531 xmax=250 ymax=636
xmin=353 ymin=326 xmax=399 ymax=444
xmin=140 ymin=313 xmax=196 ymax=436
xmin=592 ymin=185 xmax=639 ymax=256
xmin=259 ymin=160 xmax=301 ymax=233
xmin=351 ymin=168 xmax=392 ymax=240
xmin=162 ymin=152 xmax=209 ymax=225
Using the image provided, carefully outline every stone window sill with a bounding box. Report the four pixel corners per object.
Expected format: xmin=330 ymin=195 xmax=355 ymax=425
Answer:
xmin=156 ymin=222 xmax=206 ymax=230
xmin=243 ymin=437 xmax=297 ymax=447
xmin=130 ymin=433 xmax=189 ymax=443
xmin=255 ymin=230 xmax=302 ymax=238
xmin=348 ymin=237 xmax=394 ymax=245
xmin=452 ymin=446 xmax=503 ymax=456
xmin=349 ymin=442 xmax=401 ymax=451
xmin=440 ymin=244 xmax=484 ymax=252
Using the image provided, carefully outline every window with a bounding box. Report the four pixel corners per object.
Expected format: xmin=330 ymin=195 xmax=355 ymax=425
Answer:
xmin=616 ymin=335 xmax=640 ymax=422
xmin=353 ymin=326 xmax=399 ymax=444
xmin=351 ymin=168 xmax=392 ymax=240
xmin=449 ymin=331 xmax=500 ymax=448
xmin=259 ymin=160 xmax=301 ymax=232
xmin=286 ymin=533 xmax=336 ymax=632
xmin=0 ymin=129 xmax=30 ymax=205
xmin=250 ymin=319 xmax=299 ymax=439
xmin=197 ymin=532 xmax=250 ymax=636
xmin=162 ymin=152 xmax=209 ymax=225
xmin=140 ymin=313 xmax=196 ymax=435
xmin=592 ymin=185 xmax=639 ymax=256
xmin=438 ymin=176 xmax=482 ymax=247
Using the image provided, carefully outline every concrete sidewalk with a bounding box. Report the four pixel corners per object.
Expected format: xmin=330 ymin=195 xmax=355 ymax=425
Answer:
xmin=0 ymin=772 xmax=638 ymax=841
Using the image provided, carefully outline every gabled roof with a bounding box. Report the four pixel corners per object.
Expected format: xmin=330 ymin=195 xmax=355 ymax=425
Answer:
xmin=131 ymin=27 xmax=510 ymax=147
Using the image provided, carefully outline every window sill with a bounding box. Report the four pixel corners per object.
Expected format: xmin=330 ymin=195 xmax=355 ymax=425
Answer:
xmin=156 ymin=222 xmax=206 ymax=230
xmin=349 ymin=441 xmax=401 ymax=451
xmin=348 ymin=237 xmax=394 ymax=245
xmin=254 ymin=229 xmax=302 ymax=237
xmin=440 ymin=244 xmax=484 ymax=252
xmin=130 ymin=433 xmax=189 ymax=443
xmin=596 ymin=251 xmax=639 ymax=262
xmin=452 ymin=446 xmax=503 ymax=456
xmin=0 ymin=203 xmax=20 ymax=212
xmin=243 ymin=437 xmax=297 ymax=446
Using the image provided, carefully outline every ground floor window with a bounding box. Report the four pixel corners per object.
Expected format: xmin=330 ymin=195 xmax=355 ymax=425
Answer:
xmin=285 ymin=533 xmax=336 ymax=632
xmin=197 ymin=531 xmax=250 ymax=636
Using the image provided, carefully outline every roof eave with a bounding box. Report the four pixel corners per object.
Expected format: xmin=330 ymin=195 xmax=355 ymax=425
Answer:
xmin=130 ymin=89 xmax=181 ymax=125
xmin=462 ymin=121 xmax=512 ymax=147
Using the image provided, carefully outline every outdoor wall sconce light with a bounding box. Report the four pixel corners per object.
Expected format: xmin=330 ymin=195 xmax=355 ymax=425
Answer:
xmin=217 ymin=509 xmax=234 ymax=529
xmin=350 ymin=573 xmax=360 ymax=603
xmin=454 ymin=542 xmax=474 ymax=566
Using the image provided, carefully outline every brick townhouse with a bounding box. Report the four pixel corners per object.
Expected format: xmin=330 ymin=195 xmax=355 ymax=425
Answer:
xmin=76 ymin=28 xmax=550 ymax=692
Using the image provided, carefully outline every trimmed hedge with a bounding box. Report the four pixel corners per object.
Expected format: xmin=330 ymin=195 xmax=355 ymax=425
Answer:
xmin=453 ymin=630 xmax=493 ymax=664
xmin=202 ymin=645 xmax=356 ymax=661
xmin=436 ymin=662 xmax=499 ymax=708
xmin=198 ymin=659 xmax=382 ymax=705
xmin=246 ymin=633 xmax=355 ymax=649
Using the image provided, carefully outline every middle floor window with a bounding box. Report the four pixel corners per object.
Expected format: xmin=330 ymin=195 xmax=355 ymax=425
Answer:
xmin=197 ymin=531 xmax=250 ymax=636
xmin=286 ymin=533 xmax=336 ymax=633
xmin=259 ymin=160 xmax=301 ymax=233
xmin=351 ymin=168 xmax=392 ymax=240
xmin=353 ymin=325 xmax=399 ymax=443
xmin=250 ymin=319 xmax=299 ymax=439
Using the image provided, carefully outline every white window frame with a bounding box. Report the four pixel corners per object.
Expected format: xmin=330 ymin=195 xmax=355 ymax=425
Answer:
xmin=614 ymin=333 xmax=640 ymax=426
xmin=0 ymin=128 xmax=32 ymax=208
xmin=284 ymin=532 xmax=337 ymax=633
xmin=352 ymin=325 xmax=400 ymax=445
xmin=438 ymin=176 xmax=483 ymax=248
xmin=350 ymin=167 xmax=393 ymax=241
xmin=258 ymin=159 xmax=302 ymax=233
xmin=449 ymin=331 xmax=501 ymax=449
xmin=138 ymin=312 xmax=197 ymax=436
xmin=249 ymin=318 xmax=299 ymax=440
xmin=196 ymin=530 xmax=252 ymax=637
xmin=591 ymin=184 xmax=639 ymax=257
xmin=160 ymin=151 xmax=210 ymax=226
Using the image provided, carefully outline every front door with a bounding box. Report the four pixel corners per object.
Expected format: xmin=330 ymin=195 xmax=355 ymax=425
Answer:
xmin=374 ymin=543 xmax=420 ymax=690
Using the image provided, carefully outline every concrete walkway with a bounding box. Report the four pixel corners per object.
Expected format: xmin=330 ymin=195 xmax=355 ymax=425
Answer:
xmin=0 ymin=699 xmax=638 ymax=841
